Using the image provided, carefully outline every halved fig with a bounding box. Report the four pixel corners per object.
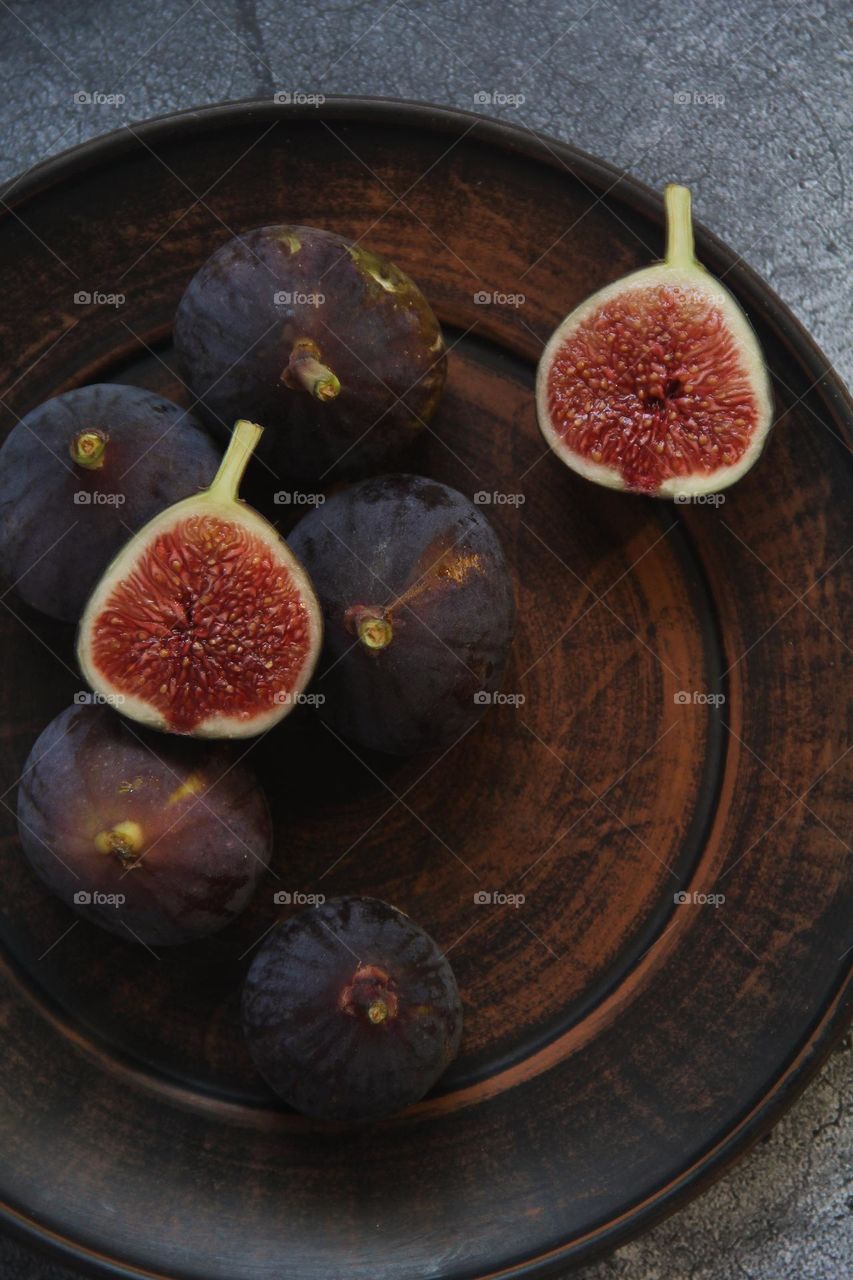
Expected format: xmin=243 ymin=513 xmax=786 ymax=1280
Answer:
xmin=536 ymin=184 xmax=773 ymax=497
xmin=78 ymin=420 xmax=322 ymax=737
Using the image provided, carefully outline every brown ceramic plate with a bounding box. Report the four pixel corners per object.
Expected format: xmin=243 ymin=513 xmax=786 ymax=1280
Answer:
xmin=0 ymin=98 xmax=851 ymax=1280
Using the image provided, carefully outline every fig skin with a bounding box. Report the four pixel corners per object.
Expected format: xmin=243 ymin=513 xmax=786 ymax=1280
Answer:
xmin=242 ymin=896 xmax=463 ymax=1123
xmin=173 ymin=226 xmax=447 ymax=482
xmin=16 ymin=703 xmax=272 ymax=945
xmin=0 ymin=385 xmax=220 ymax=622
xmin=289 ymin=474 xmax=516 ymax=755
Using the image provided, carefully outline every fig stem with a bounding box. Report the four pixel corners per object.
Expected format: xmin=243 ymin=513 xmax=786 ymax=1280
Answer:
xmin=358 ymin=615 xmax=393 ymax=651
xmin=70 ymin=429 xmax=108 ymax=469
xmin=367 ymin=999 xmax=389 ymax=1024
xmin=285 ymin=340 xmax=341 ymax=402
xmin=664 ymin=184 xmax=695 ymax=268
xmin=94 ymin=819 xmax=144 ymax=866
xmin=209 ymin=419 xmax=264 ymax=502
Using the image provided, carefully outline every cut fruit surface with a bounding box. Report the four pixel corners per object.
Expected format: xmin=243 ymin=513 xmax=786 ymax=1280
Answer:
xmin=78 ymin=420 xmax=322 ymax=737
xmin=536 ymin=185 xmax=773 ymax=498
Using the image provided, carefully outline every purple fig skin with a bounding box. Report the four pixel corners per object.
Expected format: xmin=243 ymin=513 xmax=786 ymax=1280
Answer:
xmin=242 ymin=896 xmax=463 ymax=1122
xmin=173 ymin=226 xmax=447 ymax=482
xmin=16 ymin=704 xmax=272 ymax=946
xmin=0 ymin=385 xmax=220 ymax=623
xmin=288 ymin=475 xmax=516 ymax=755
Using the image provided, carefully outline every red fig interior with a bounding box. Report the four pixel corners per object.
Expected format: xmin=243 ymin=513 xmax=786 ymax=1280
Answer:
xmin=536 ymin=185 xmax=773 ymax=498
xmin=87 ymin=512 xmax=317 ymax=733
xmin=545 ymin=283 xmax=763 ymax=492
xmin=78 ymin=419 xmax=322 ymax=737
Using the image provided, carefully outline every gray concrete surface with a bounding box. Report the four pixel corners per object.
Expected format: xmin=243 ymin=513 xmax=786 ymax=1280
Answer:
xmin=0 ymin=1 xmax=850 ymax=1277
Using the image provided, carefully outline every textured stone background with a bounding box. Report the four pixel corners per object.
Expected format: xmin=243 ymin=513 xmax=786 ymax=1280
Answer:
xmin=0 ymin=1 xmax=850 ymax=1277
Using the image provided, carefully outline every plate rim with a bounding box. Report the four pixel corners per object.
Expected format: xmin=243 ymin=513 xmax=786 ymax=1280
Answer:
xmin=1 ymin=93 xmax=851 ymax=1280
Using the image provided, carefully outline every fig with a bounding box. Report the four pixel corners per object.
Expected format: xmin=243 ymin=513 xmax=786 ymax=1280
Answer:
xmin=536 ymin=184 xmax=773 ymax=497
xmin=242 ymin=896 xmax=462 ymax=1122
xmin=173 ymin=225 xmax=446 ymax=481
xmin=77 ymin=419 xmax=322 ymax=737
xmin=17 ymin=703 xmax=272 ymax=945
xmin=288 ymin=474 xmax=516 ymax=755
xmin=0 ymin=385 xmax=220 ymax=622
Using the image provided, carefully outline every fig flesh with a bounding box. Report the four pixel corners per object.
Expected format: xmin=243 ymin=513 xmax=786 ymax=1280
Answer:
xmin=536 ymin=185 xmax=773 ymax=497
xmin=173 ymin=225 xmax=447 ymax=481
xmin=17 ymin=704 xmax=272 ymax=945
xmin=242 ymin=896 xmax=462 ymax=1122
xmin=288 ymin=475 xmax=516 ymax=755
xmin=78 ymin=419 xmax=322 ymax=737
xmin=0 ymin=385 xmax=220 ymax=622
